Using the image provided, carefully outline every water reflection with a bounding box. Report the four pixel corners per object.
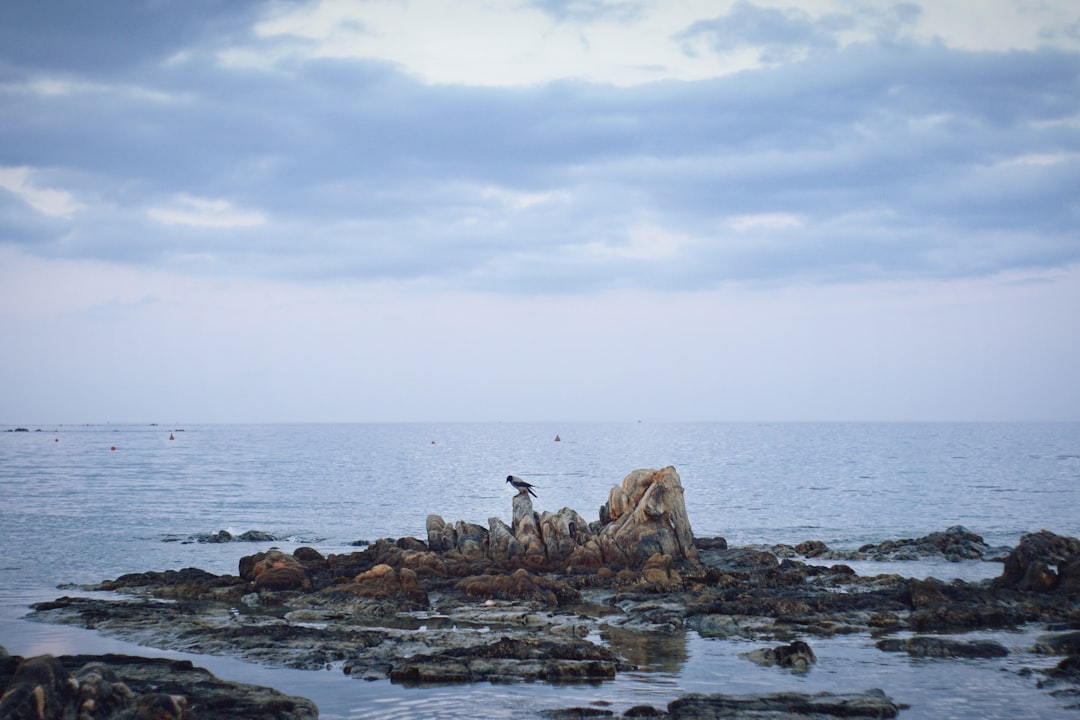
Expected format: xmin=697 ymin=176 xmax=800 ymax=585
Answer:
xmin=602 ymin=626 xmax=688 ymax=674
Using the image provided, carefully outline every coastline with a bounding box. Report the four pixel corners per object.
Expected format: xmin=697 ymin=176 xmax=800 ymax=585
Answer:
xmin=5 ymin=468 xmax=1079 ymax=719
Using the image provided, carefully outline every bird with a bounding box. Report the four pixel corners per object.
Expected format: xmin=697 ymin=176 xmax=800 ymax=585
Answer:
xmin=506 ymin=475 xmax=538 ymax=498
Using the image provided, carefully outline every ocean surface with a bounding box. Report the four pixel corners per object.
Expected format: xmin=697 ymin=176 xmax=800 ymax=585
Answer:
xmin=1 ymin=422 xmax=1078 ymax=718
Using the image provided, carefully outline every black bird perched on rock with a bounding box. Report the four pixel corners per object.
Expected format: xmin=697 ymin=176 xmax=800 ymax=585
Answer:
xmin=506 ymin=475 xmax=538 ymax=498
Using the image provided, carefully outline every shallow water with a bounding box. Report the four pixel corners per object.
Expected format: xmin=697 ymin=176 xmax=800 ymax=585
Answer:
xmin=2 ymin=422 xmax=1079 ymax=718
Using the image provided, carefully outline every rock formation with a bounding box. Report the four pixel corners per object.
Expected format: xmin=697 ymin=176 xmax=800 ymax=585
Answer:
xmin=996 ymin=529 xmax=1080 ymax=591
xmin=429 ymin=466 xmax=699 ymax=574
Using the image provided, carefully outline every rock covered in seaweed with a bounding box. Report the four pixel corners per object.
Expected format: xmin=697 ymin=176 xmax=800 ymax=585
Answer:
xmin=0 ymin=648 xmax=317 ymax=720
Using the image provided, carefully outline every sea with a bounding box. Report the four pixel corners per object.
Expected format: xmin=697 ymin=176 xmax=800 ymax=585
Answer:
xmin=1 ymin=422 xmax=1078 ymax=719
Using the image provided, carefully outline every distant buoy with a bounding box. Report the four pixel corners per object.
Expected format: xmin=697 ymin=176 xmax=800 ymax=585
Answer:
xmin=431 ymin=440 xmax=436 ymax=445
xmin=554 ymin=434 xmax=561 ymax=442
xmin=110 ymin=446 xmax=116 ymax=451
xmin=169 ymin=433 xmax=174 ymax=440
xmin=54 ymin=438 xmax=59 ymax=443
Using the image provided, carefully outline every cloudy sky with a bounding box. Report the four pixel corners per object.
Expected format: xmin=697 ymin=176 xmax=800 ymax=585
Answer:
xmin=1 ymin=0 xmax=1078 ymax=424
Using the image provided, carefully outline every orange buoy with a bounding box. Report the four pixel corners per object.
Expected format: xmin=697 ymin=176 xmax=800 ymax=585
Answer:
xmin=110 ymin=446 xmax=116 ymax=451
xmin=169 ymin=433 xmax=174 ymax=440
xmin=554 ymin=434 xmax=561 ymax=442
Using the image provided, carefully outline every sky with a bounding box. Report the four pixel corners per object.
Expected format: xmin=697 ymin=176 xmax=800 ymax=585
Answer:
xmin=1 ymin=0 xmax=1078 ymax=424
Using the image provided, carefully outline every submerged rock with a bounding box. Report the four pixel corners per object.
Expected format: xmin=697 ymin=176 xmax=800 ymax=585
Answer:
xmin=666 ymin=689 xmax=900 ymax=719
xmin=741 ymin=640 xmax=817 ymax=670
xmin=876 ymin=636 xmax=1008 ymax=658
xmin=388 ymin=635 xmax=623 ymax=685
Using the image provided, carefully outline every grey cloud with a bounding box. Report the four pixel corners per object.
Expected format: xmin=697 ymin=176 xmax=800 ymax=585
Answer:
xmin=0 ymin=0 xmax=265 ymax=76
xmin=676 ymin=1 xmax=856 ymax=63
xmin=0 ymin=3 xmax=1078 ymax=293
xmin=527 ymin=0 xmax=647 ymax=24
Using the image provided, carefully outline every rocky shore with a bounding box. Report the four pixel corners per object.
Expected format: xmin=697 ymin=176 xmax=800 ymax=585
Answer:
xmin=9 ymin=466 xmax=1080 ymax=718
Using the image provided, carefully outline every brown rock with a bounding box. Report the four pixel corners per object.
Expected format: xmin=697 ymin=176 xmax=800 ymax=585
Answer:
xmin=254 ymin=564 xmax=311 ymax=592
xmin=487 ymin=517 xmax=525 ymax=568
xmin=795 ymin=540 xmax=829 ymax=558
xmin=1056 ymin=554 xmax=1080 ymax=594
xmin=597 ymin=467 xmax=699 ymax=569
xmin=456 ymin=568 xmax=579 ymax=607
xmin=640 ymin=553 xmax=682 ymax=588
xmin=0 ymin=655 xmax=79 ymax=720
xmin=1019 ymin=560 xmax=1058 ymax=592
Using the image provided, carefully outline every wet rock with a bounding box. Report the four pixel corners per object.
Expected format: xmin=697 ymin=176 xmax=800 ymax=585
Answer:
xmin=1045 ymin=655 xmax=1080 ymax=681
xmin=0 ymin=651 xmax=316 ymax=720
xmin=997 ymin=529 xmax=1080 ymax=591
xmin=238 ymin=549 xmax=311 ymax=592
xmin=794 ymin=540 xmax=829 ymax=558
xmin=856 ymin=526 xmax=990 ymax=561
xmin=306 ymin=564 xmax=429 ymax=614
xmin=1058 ymin=555 xmax=1080 ymax=594
xmin=1033 ymin=631 xmax=1080 ymax=655
xmin=388 ymin=635 xmax=621 ymax=685
xmin=456 ymin=568 xmax=580 ymax=607
xmin=196 ymin=529 xmax=278 ymax=543
xmin=742 ymin=640 xmax=817 ymax=670
xmin=292 ymin=545 xmax=326 ymax=565
xmin=0 ymin=654 xmax=78 ymax=719
xmin=639 ymin=553 xmax=683 ymax=589
xmin=351 ymin=564 xmax=428 ymax=607
xmin=72 ymin=661 xmax=137 ymax=718
xmin=543 ymin=707 xmax=616 ymax=719
xmin=666 ymin=689 xmax=899 ymax=718
xmin=704 ymin=547 xmax=780 ymax=572
xmin=95 ymin=567 xmax=249 ymax=602
xmin=876 ymin=636 xmax=1008 ymax=658
xmin=694 ymin=537 xmax=728 ymax=551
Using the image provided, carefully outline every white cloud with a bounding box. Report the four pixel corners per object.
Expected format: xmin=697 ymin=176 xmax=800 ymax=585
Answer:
xmin=1002 ymin=152 xmax=1072 ymax=166
xmin=147 ymin=195 xmax=266 ymax=229
xmin=913 ymin=0 xmax=1080 ymax=52
xmin=728 ymin=213 xmax=802 ymax=231
xmin=225 ymin=0 xmax=1080 ymax=87
xmin=235 ymin=0 xmax=764 ymax=85
xmin=585 ymin=222 xmax=696 ymax=260
xmin=479 ymin=184 xmax=561 ymax=210
xmin=0 ymin=166 xmax=82 ymax=218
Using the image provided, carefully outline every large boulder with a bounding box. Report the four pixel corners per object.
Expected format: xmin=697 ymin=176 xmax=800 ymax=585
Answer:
xmin=996 ymin=530 xmax=1080 ymax=591
xmin=596 ymin=467 xmax=699 ymax=568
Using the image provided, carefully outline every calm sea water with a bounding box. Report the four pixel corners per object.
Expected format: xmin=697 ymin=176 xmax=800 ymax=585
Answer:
xmin=1 ymin=422 xmax=1078 ymax=718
